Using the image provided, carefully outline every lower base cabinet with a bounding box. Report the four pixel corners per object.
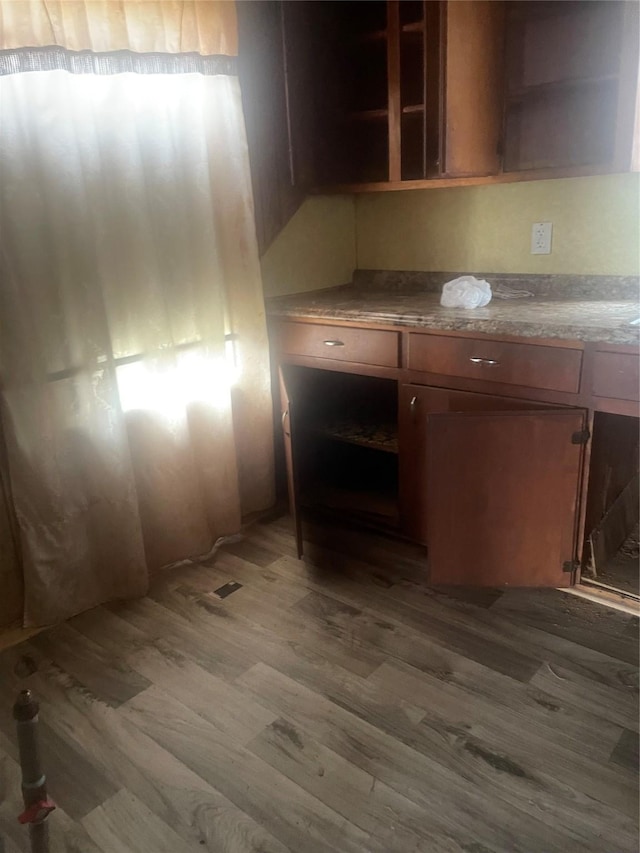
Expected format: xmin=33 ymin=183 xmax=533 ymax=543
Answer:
xmin=278 ymin=364 xmax=588 ymax=587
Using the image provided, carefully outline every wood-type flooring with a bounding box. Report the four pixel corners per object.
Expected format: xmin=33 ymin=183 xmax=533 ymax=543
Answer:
xmin=0 ymin=513 xmax=637 ymax=853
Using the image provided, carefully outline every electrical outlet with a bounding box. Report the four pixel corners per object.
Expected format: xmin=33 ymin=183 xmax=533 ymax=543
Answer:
xmin=531 ymin=221 xmax=552 ymax=254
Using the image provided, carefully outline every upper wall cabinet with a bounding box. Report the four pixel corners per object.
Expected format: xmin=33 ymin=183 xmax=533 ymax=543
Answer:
xmin=502 ymin=0 xmax=639 ymax=174
xmin=237 ymin=1 xmax=306 ymax=253
xmin=282 ymin=0 xmax=639 ymax=192
xmin=284 ymin=0 xmax=505 ymax=186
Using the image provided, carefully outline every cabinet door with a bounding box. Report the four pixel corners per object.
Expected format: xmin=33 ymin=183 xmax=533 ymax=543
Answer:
xmin=278 ymin=367 xmax=303 ymax=558
xmin=399 ymin=385 xmax=587 ymax=586
xmin=441 ymin=0 xmax=505 ymax=177
xmin=399 ymin=384 xmax=548 ymax=543
xmin=281 ymin=0 xmax=325 ymax=189
xmin=237 ymin=1 xmax=305 ymax=253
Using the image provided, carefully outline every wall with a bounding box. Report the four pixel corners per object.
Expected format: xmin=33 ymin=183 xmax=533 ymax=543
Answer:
xmin=355 ymin=173 xmax=640 ymax=277
xmin=260 ymin=196 xmax=356 ymax=297
xmin=260 ymin=174 xmax=639 ymax=296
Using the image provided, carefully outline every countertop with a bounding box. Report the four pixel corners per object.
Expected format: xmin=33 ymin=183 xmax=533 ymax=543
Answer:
xmin=267 ymin=283 xmax=640 ymax=346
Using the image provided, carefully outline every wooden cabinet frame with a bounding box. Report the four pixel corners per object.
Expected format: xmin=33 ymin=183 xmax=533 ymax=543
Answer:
xmin=278 ymin=366 xmax=303 ymax=558
xmin=279 ymin=0 xmax=639 ymax=192
xmin=272 ymin=316 xmax=639 ymax=589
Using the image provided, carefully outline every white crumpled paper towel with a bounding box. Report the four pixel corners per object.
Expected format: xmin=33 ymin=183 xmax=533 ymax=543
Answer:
xmin=440 ymin=275 xmax=492 ymax=309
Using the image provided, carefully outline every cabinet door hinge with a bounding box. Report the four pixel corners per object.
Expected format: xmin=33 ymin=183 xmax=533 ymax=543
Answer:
xmin=571 ymin=428 xmax=590 ymax=445
xmin=562 ymin=560 xmax=580 ymax=574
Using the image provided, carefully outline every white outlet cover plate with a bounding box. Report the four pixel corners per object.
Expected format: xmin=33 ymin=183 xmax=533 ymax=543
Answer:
xmin=531 ymin=221 xmax=552 ymax=254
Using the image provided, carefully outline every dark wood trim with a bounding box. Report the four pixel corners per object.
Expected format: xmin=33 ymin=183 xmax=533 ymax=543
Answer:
xmin=573 ymin=343 xmax=597 ymax=577
xmin=386 ymin=1 xmax=402 ymax=182
xmin=592 ymin=397 xmax=640 ymax=418
xmin=573 ymin=408 xmax=596 ymax=581
xmin=271 ymin=353 xmax=401 ymax=382
xmin=403 ymin=371 xmax=588 ymax=408
xmin=595 ymin=342 xmax=640 ymax=355
xmin=278 ymin=366 xmax=304 ymax=558
xmin=274 ymin=356 xmax=591 ymax=408
xmin=312 ymin=162 xmax=622 ymax=194
xmin=425 ymin=0 xmax=443 ymax=177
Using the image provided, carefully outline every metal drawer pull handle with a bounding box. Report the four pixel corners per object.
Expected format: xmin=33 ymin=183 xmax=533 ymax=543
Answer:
xmin=470 ymin=356 xmax=499 ymax=366
xmin=323 ymin=339 xmax=345 ymax=347
xmin=410 ymin=395 xmax=418 ymax=412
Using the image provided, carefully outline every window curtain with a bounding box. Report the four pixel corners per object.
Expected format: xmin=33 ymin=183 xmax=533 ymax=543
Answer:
xmin=0 ymin=3 xmax=275 ymax=628
xmin=0 ymin=1 xmax=237 ymax=54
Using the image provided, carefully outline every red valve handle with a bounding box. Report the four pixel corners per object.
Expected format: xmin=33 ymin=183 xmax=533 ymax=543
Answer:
xmin=18 ymin=799 xmax=56 ymax=825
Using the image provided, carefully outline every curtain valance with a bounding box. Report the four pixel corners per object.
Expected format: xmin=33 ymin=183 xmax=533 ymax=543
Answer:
xmin=0 ymin=44 xmax=237 ymax=75
xmin=0 ymin=1 xmax=237 ymax=56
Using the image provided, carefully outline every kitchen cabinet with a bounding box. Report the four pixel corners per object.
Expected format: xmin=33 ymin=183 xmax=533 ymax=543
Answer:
xmin=278 ymin=0 xmax=638 ymax=192
xmin=236 ymin=1 xmax=305 ymax=253
xmin=283 ymin=0 xmax=505 ymax=187
xmin=502 ymin=0 xmax=639 ymax=174
xmin=271 ymin=318 xmax=608 ymax=588
xmin=398 ymin=384 xmax=586 ymax=587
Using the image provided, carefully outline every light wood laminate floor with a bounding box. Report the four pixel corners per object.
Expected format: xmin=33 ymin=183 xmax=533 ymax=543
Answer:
xmin=0 ymin=513 xmax=638 ymax=853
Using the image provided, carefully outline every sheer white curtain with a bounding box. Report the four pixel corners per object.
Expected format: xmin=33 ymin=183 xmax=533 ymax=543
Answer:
xmin=0 ymin=69 xmax=274 ymax=626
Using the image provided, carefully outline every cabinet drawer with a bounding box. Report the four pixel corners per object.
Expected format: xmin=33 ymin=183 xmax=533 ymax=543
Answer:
xmin=408 ymin=333 xmax=582 ymax=393
xmin=593 ymin=351 xmax=639 ymax=401
xmin=277 ymin=322 xmax=399 ymax=368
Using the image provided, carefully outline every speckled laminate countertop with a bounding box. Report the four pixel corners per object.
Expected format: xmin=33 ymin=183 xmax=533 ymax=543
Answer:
xmin=267 ymin=279 xmax=640 ymax=346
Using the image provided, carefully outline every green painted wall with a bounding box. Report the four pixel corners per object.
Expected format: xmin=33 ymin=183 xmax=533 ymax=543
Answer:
xmin=356 ymin=173 xmax=640 ymax=276
xmin=260 ymin=196 xmax=356 ymax=297
xmin=260 ymin=174 xmax=639 ymax=297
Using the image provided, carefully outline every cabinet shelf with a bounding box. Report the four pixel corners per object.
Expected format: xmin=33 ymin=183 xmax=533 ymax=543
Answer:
xmin=402 ymin=103 xmax=425 ymax=115
xmin=311 ymin=419 xmax=398 ymax=454
xmin=301 ymin=483 xmax=399 ymax=526
xmin=347 ymin=108 xmax=389 ymax=122
xmin=353 ymin=29 xmax=387 ymax=44
xmin=401 ymin=21 xmax=425 ymax=35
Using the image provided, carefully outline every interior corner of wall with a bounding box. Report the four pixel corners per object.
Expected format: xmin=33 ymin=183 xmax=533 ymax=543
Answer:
xmin=260 ymin=192 xmax=359 ymax=297
xmin=350 ymin=194 xmax=359 ymax=271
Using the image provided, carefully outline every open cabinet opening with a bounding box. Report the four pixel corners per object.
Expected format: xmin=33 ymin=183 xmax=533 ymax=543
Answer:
xmin=302 ymin=440 xmax=399 ymax=527
xmin=582 ymin=411 xmax=639 ymax=600
xmin=282 ymin=366 xmax=400 ymax=532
